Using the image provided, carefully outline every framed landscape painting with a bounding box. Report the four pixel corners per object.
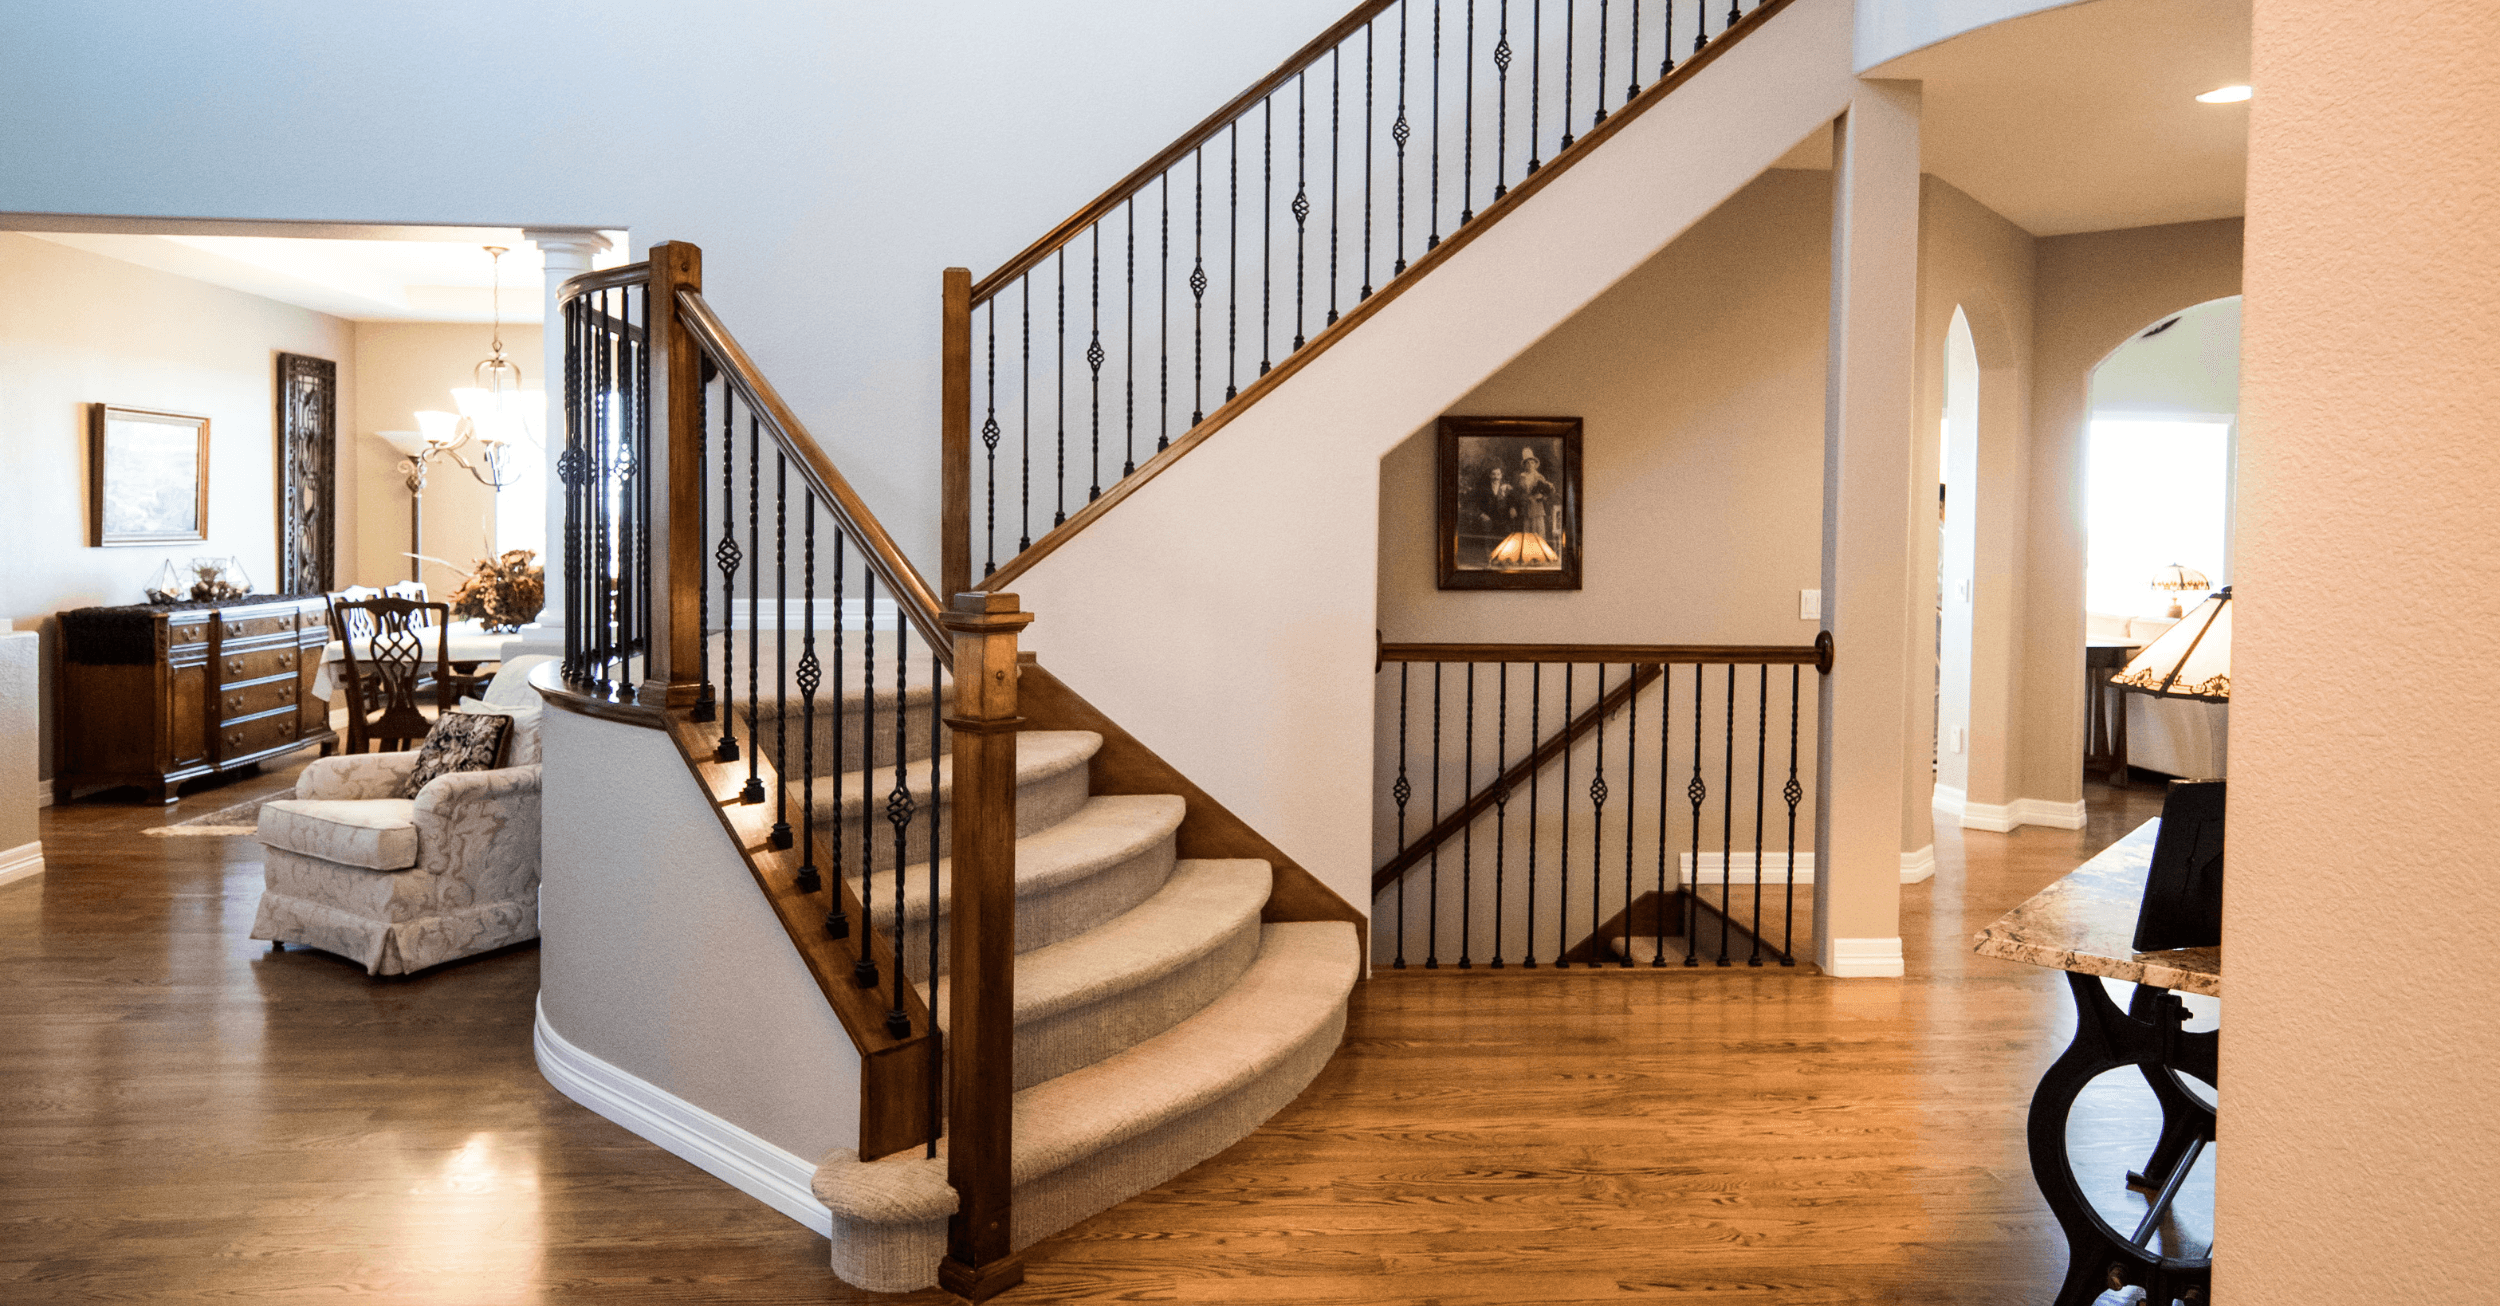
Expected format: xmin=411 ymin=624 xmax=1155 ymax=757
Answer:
xmin=90 ymin=405 xmax=210 ymax=546
xmin=1435 ymin=415 xmax=1582 ymax=591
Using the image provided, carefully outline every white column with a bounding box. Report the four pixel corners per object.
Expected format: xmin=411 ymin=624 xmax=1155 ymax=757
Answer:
xmin=1813 ymin=82 xmax=1921 ymax=978
xmin=511 ymin=229 xmax=612 ymax=658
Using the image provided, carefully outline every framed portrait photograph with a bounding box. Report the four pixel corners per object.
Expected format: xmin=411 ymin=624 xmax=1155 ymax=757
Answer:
xmin=90 ymin=405 xmax=211 ymax=546
xmin=1436 ymin=415 xmax=1582 ymax=590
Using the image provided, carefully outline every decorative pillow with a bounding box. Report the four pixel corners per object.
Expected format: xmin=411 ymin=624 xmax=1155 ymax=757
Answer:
xmin=396 ymin=711 xmax=514 ymax=798
xmin=455 ymin=697 xmax=542 ymax=767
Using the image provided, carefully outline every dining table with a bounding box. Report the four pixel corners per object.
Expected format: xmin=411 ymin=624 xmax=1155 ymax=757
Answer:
xmin=311 ymin=619 xmax=513 ymax=701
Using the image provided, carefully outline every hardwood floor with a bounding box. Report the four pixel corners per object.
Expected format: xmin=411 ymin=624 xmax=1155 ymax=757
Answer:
xmin=3 ymin=767 xmax=2193 ymax=1304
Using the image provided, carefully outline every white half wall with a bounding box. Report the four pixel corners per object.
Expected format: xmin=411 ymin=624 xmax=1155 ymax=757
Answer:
xmin=1014 ymin=0 xmax=1864 ymax=923
xmin=1854 ymin=0 xmax=2097 ymax=70
xmin=537 ymin=703 xmax=861 ymax=1170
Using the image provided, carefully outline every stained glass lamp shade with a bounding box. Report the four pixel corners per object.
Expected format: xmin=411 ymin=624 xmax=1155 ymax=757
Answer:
xmin=2113 ymin=587 xmax=2232 ymax=702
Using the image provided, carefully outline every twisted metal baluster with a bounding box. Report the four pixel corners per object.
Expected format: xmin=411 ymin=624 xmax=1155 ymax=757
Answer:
xmin=1620 ymin=662 xmax=1636 ymax=967
xmin=770 ymin=454 xmax=792 ymax=847
xmin=715 ymin=386 xmax=740 ymax=762
xmin=1427 ymin=661 xmax=1442 ymax=969
xmin=1526 ymin=0 xmax=1543 ymax=174
xmin=1056 ymin=249 xmax=1067 ymax=526
xmin=1393 ymin=663 xmax=1411 ymax=969
xmin=1328 ymin=47 xmax=1340 ymax=326
xmin=1160 ymin=174 xmax=1171 ymax=452
xmin=1654 ymin=663 xmax=1672 ymax=966
xmin=825 ymin=532 xmax=849 ymax=941
xmin=982 ymin=306 xmax=1000 ymax=575
xmin=1124 ymin=197 xmax=1136 ymax=477
xmin=885 ymin=601 xmax=912 ymax=1040
xmin=1458 ymin=660 xmax=1475 ymax=968
xmin=1561 ymin=0 xmax=1577 ymax=150
xmin=1492 ymin=0 xmax=1510 ymax=200
xmin=742 ymin=417 xmax=765 ymax=805
xmin=1685 ymin=662 xmax=1704 ymax=965
xmin=1020 ymin=279 xmax=1032 ymax=552
xmin=1088 ymin=225 xmax=1102 ymax=501
xmin=1588 ymin=664 xmax=1607 ymax=962
xmin=1594 ymin=0 xmax=1610 ymax=125
xmin=693 ymin=359 xmax=713 ymax=721
xmin=1555 ymin=663 xmax=1572 ymax=967
xmin=1461 ymin=0 xmax=1475 ymax=224
xmin=1193 ymin=149 xmax=1207 ymax=425
xmin=1662 ymin=0 xmax=1675 ymax=74
xmin=1751 ymin=663 xmax=1768 ymax=966
xmin=1293 ymin=72 xmax=1310 ymax=349
xmin=1783 ymin=666 xmax=1801 ymax=965
xmin=1628 ymin=0 xmax=1642 ymax=103
xmin=1490 ymin=661 xmax=1507 ymax=968
xmin=1394 ymin=4 xmax=1410 ymax=274
xmin=853 ymin=568 xmax=879 ymax=989
xmin=1719 ymin=661 xmax=1735 ymax=966
xmin=1228 ymin=122 xmax=1240 ymax=400
xmin=796 ymin=495 xmax=821 ymax=895
xmin=1429 ymin=0 xmax=1441 ymax=251
xmin=1261 ymin=95 xmax=1274 ymax=375
xmin=1361 ymin=21 xmax=1376 ymax=300
xmin=1525 ymin=661 xmax=1541 ymax=967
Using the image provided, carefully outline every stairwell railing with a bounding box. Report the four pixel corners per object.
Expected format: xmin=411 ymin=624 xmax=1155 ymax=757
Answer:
xmin=941 ymin=0 xmax=1799 ymax=597
xmin=554 ymin=243 xmax=1028 ymax=1298
xmin=1373 ymin=636 xmax=1830 ymax=969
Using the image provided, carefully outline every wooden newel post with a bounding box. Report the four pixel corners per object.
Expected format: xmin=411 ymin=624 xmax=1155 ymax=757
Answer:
xmin=640 ymin=240 xmax=709 ymax=709
xmin=940 ymin=268 xmax=974 ymax=603
xmin=938 ymin=590 xmax=1030 ymax=1301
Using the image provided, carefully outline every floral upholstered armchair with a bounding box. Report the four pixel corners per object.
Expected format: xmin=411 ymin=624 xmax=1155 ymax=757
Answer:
xmin=250 ymin=739 xmax=541 ymax=977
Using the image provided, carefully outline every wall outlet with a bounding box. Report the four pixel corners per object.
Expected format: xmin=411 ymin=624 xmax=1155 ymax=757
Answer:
xmin=1952 ymin=726 xmax=1967 ymax=754
xmin=1799 ymin=589 xmax=1821 ymax=620
xmin=1958 ymin=578 xmax=1973 ymax=603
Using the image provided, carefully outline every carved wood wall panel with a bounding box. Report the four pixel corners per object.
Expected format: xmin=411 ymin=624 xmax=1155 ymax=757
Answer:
xmin=276 ymin=353 xmax=337 ymax=594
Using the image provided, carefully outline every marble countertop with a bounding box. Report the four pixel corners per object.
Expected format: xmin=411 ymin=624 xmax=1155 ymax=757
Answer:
xmin=1972 ymin=818 xmax=2221 ymax=997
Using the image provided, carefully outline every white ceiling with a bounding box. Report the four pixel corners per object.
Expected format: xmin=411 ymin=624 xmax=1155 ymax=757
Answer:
xmin=1771 ymin=0 xmax=2250 ymax=237
xmin=12 ymin=226 xmax=626 ymax=323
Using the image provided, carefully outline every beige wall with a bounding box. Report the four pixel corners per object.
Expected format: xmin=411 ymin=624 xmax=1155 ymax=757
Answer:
xmin=350 ymin=321 xmax=541 ymax=593
xmin=2020 ymin=218 xmax=2242 ymax=807
xmin=0 ymin=630 xmax=37 ymax=857
xmin=2222 ymin=0 xmax=2500 ymax=1295
xmin=0 ymin=231 xmax=359 ymax=784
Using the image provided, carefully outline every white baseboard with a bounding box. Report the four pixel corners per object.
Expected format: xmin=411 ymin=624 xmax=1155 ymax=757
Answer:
xmin=1931 ymin=784 xmax=1965 ymax=818
xmin=1958 ymin=796 xmax=2088 ymax=833
xmin=1822 ymin=936 xmax=1905 ymax=978
xmin=533 ymin=999 xmax=831 ymax=1236
xmin=1677 ymin=850 xmax=1931 ymax=885
xmin=0 ymin=840 xmax=42 ymax=890
xmin=34 ymin=783 xmax=54 ymax=809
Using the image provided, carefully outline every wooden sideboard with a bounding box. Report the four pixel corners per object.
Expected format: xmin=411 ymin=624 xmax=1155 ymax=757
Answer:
xmin=56 ymin=596 xmax=338 ymax=804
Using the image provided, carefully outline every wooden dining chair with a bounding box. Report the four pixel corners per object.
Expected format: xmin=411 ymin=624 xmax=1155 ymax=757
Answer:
xmin=328 ymin=595 xmax=455 ymax=754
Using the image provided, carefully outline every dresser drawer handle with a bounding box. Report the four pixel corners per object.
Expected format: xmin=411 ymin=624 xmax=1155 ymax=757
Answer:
xmin=227 ymin=731 xmax=246 ymax=748
xmin=279 ymin=652 xmax=294 ymax=668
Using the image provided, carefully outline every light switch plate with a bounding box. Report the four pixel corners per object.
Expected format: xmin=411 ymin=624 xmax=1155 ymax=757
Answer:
xmin=1799 ymin=589 xmax=1821 ymax=620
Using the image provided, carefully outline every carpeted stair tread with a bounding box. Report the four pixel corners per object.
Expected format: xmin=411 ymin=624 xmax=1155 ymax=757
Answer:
xmin=841 ymin=794 xmax=1185 ymax=960
xmin=929 ymin=858 xmax=1270 ymax=1086
xmin=808 ymin=729 xmax=1097 ymax=820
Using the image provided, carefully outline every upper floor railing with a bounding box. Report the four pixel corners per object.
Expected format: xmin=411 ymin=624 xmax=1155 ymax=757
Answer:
xmin=942 ymin=0 xmax=1797 ymax=596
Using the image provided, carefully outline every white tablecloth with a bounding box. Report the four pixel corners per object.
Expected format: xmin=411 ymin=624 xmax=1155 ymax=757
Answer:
xmin=312 ymin=620 xmax=510 ymax=700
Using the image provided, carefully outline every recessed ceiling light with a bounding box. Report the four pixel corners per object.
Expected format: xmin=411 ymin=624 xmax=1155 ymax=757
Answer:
xmin=2196 ymin=85 xmax=2253 ymax=104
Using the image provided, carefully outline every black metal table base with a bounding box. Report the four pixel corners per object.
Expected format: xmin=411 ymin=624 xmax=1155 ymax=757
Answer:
xmin=2027 ymin=971 xmax=2216 ymax=1305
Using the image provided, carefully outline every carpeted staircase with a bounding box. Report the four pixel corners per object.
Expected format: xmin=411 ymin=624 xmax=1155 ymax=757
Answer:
xmin=782 ymin=678 xmax=1360 ymax=1292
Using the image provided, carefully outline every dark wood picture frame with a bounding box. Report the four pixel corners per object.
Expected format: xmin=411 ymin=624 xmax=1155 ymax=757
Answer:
xmin=89 ymin=405 xmax=211 ymax=546
xmin=276 ymin=353 xmax=338 ymax=592
xmin=1435 ymin=415 xmax=1583 ymax=591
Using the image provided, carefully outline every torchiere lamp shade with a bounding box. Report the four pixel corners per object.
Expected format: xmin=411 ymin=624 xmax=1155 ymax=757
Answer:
xmin=2114 ymin=586 xmax=2232 ymax=701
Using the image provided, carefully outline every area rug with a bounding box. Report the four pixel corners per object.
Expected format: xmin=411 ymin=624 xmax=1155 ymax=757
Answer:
xmin=141 ymin=790 xmax=294 ymax=837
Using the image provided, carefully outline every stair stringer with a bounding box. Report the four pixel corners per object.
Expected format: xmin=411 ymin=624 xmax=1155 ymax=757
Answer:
xmin=1009 ymin=0 xmax=1865 ymax=921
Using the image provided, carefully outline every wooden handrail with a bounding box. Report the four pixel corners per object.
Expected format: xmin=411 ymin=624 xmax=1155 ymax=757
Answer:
xmin=1372 ymin=663 xmax=1663 ymax=893
xmin=555 ymin=260 xmax=651 ymax=303
xmin=669 ymin=287 xmax=955 ymax=661
xmin=967 ymin=0 xmax=1396 ymax=304
xmin=968 ymin=0 xmax=1800 ymax=594
xmin=1381 ymin=633 xmax=1834 ymax=672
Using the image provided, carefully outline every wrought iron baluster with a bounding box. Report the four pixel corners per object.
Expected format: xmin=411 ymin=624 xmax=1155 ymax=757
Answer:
xmin=1654 ymin=663 xmax=1672 ymax=966
xmin=1193 ymin=149 xmax=1206 ymax=425
xmin=715 ymin=382 xmax=740 ymax=762
xmin=742 ymin=417 xmax=765 ymax=805
xmin=591 ymin=290 xmax=611 ymax=692
xmin=771 ymin=454 xmax=792 ymax=847
xmin=1685 ymin=662 xmax=1704 ymax=965
xmin=1459 ymin=660 xmax=1475 ymax=968
xmin=1719 ymin=661 xmax=1735 ymax=965
xmin=1428 ymin=661 xmax=1442 ymax=968
xmin=1526 ymin=0 xmax=1543 ymax=174
xmin=1429 ymin=0 xmax=1441 ymax=251
xmin=797 ymin=495 xmax=821 ymax=895
xmin=853 ymin=568 xmax=879 ymax=988
xmin=1783 ymin=665 xmax=1801 ymax=965
xmin=1160 ymin=174 xmax=1172 ymax=452
xmin=1229 ymin=124 xmax=1240 ymax=400
xmin=558 ymin=297 xmax=578 ymax=681
xmin=1525 ymin=661 xmax=1540 ymax=967
xmin=1556 ymin=662 xmax=1573 ymax=967
xmin=1594 ymin=0 xmax=1610 ymax=125
xmin=1620 ymin=662 xmax=1636 ymax=967
xmin=1261 ymin=95 xmax=1274 ymax=376
xmin=1393 ymin=2 xmax=1411 ymax=275
xmin=1124 ymin=197 xmax=1136 ymax=477
xmin=1293 ymin=73 xmax=1310 ymax=351
xmin=1561 ymin=0 xmax=1577 ymax=150
xmin=1694 ymin=0 xmax=1707 ymax=55
xmin=1493 ymin=0 xmax=1511 ymax=200
xmin=825 ymin=532 xmax=849 ymax=940
xmin=1361 ymin=22 xmax=1375 ymax=300
xmin=1393 ymin=662 xmax=1411 ymax=969
xmin=693 ymin=358 xmax=713 ymax=721
xmin=1056 ymin=250 xmax=1067 ymax=526
xmin=1329 ymin=47 xmax=1341 ymax=325
xmin=1628 ymin=0 xmax=1642 ymax=102
xmin=886 ymin=602 xmax=912 ymax=1040
xmin=1589 ymin=664 xmax=1607 ymax=962
xmin=1461 ymin=0 xmax=1476 ymax=224
xmin=1021 ymin=280 xmax=1033 ymax=552
xmin=982 ymin=305 xmax=1000 ymax=575
xmin=1490 ymin=661 xmax=1507 ymax=967
xmin=1751 ymin=663 xmax=1767 ymax=966
xmin=1088 ymin=225 xmax=1102 ymax=502
xmin=1727 ymin=0 xmax=1741 ymax=37
xmin=1661 ymin=0 xmax=1675 ymax=74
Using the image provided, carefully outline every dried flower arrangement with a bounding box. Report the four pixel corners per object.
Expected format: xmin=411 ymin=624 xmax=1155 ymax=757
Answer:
xmin=427 ymin=549 xmax=546 ymax=633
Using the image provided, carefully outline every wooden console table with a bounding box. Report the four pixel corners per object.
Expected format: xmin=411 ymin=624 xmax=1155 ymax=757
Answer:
xmin=56 ymin=595 xmax=338 ymax=804
xmin=2083 ymin=640 xmax=2136 ymax=786
xmin=1975 ymin=819 xmax=2218 ymax=1306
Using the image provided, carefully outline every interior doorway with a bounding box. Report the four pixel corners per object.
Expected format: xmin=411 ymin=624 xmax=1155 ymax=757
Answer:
xmin=1935 ymin=309 xmax=1980 ymax=804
